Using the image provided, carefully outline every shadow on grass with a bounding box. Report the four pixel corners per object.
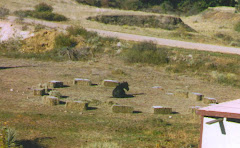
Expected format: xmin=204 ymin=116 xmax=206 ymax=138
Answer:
xmin=133 ymin=111 xmax=142 ymax=114
xmin=88 ymin=107 xmax=98 ymax=110
xmin=16 ymin=137 xmax=54 ymax=148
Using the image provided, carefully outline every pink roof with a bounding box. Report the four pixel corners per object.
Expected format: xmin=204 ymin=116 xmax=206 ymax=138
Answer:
xmin=197 ymin=99 xmax=240 ymax=119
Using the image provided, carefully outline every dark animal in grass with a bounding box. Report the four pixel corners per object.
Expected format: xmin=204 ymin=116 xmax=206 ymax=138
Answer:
xmin=112 ymin=82 xmax=129 ymax=98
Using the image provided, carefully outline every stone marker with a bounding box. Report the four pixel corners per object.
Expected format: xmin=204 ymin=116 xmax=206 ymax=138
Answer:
xmin=48 ymin=80 xmax=63 ymax=88
xmin=189 ymin=92 xmax=204 ymax=101
xmin=175 ymin=90 xmax=188 ymax=98
xmin=42 ymin=96 xmax=59 ymax=106
xmin=152 ymin=106 xmax=172 ymax=114
xmin=65 ymin=101 xmax=88 ymax=111
xmin=203 ymin=97 xmax=217 ymax=104
xmin=73 ymin=78 xmax=92 ymax=86
xmin=33 ymin=88 xmax=45 ymax=96
xmin=112 ymin=105 xmax=133 ymax=113
xmin=189 ymin=106 xmax=201 ymax=114
xmin=102 ymin=80 xmax=119 ymax=87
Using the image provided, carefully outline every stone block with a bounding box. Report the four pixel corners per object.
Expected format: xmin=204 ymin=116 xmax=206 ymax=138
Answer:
xmin=73 ymin=78 xmax=92 ymax=86
xmin=189 ymin=92 xmax=203 ymax=101
xmin=48 ymin=80 xmax=63 ymax=88
xmin=33 ymin=88 xmax=45 ymax=96
xmin=175 ymin=90 xmax=188 ymax=98
xmin=102 ymin=80 xmax=119 ymax=87
xmin=189 ymin=106 xmax=201 ymax=114
xmin=152 ymin=106 xmax=172 ymax=114
xmin=203 ymin=97 xmax=217 ymax=104
xmin=42 ymin=96 xmax=59 ymax=106
xmin=65 ymin=101 xmax=88 ymax=111
xmin=112 ymin=105 xmax=133 ymax=113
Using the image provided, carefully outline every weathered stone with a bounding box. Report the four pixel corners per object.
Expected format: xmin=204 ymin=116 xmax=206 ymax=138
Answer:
xmin=112 ymin=105 xmax=133 ymax=113
xmin=175 ymin=90 xmax=188 ymax=98
xmin=189 ymin=106 xmax=201 ymax=115
xmin=48 ymin=80 xmax=63 ymax=88
xmin=203 ymin=97 xmax=217 ymax=104
xmin=73 ymin=78 xmax=92 ymax=86
xmin=42 ymin=96 xmax=59 ymax=106
xmin=152 ymin=106 xmax=172 ymax=114
xmin=65 ymin=101 xmax=88 ymax=111
xmin=189 ymin=92 xmax=203 ymax=101
xmin=102 ymin=80 xmax=119 ymax=87
xmin=33 ymin=88 xmax=45 ymax=96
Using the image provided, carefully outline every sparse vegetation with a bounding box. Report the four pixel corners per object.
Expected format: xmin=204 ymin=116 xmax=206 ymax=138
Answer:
xmin=0 ymin=7 xmax=10 ymax=18
xmin=88 ymin=15 xmax=195 ymax=31
xmin=123 ymin=41 xmax=169 ymax=65
xmin=76 ymin=0 xmax=236 ymax=15
xmin=234 ymin=21 xmax=240 ymax=32
xmin=13 ymin=3 xmax=67 ymax=21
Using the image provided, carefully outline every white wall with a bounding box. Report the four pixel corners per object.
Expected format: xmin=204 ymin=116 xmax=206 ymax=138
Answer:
xmin=202 ymin=117 xmax=240 ymax=148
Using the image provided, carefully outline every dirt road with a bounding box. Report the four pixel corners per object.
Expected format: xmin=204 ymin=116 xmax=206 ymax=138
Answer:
xmin=5 ymin=16 xmax=240 ymax=55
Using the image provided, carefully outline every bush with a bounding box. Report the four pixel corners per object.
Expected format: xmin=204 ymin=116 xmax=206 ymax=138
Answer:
xmin=234 ymin=22 xmax=240 ymax=32
xmin=55 ymin=34 xmax=77 ymax=48
xmin=0 ymin=7 xmax=10 ymax=18
xmin=35 ymin=3 xmax=53 ymax=12
xmin=123 ymin=41 xmax=169 ymax=65
xmin=14 ymin=3 xmax=67 ymax=22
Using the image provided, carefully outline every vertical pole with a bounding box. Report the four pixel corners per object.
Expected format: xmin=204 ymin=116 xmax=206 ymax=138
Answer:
xmin=199 ymin=116 xmax=204 ymax=148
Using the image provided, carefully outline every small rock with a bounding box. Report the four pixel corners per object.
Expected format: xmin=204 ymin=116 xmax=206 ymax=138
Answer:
xmin=10 ymin=89 xmax=13 ymax=92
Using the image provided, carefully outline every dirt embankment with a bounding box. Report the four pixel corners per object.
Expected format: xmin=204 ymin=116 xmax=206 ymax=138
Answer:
xmin=88 ymin=15 xmax=195 ymax=32
xmin=20 ymin=30 xmax=58 ymax=53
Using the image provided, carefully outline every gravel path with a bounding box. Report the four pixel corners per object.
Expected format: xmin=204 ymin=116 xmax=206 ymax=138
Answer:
xmin=88 ymin=28 xmax=240 ymax=55
xmin=5 ymin=16 xmax=240 ymax=55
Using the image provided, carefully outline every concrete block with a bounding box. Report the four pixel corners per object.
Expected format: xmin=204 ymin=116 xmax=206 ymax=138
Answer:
xmin=189 ymin=92 xmax=204 ymax=101
xmin=48 ymin=80 xmax=63 ymax=88
xmin=102 ymin=80 xmax=119 ymax=87
xmin=42 ymin=96 xmax=59 ymax=106
xmin=203 ymin=97 xmax=217 ymax=104
xmin=73 ymin=78 xmax=92 ymax=86
xmin=33 ymin=88 xmax=45 ymax=96
xmin=112 ymin=105 xmax=133 ymax=113
xmin=189 ymin=106 xmax=201 ymax=114
xmin=175 ymin=90 xmax=188 ymax=98
xmin=152 ymin=106 xmax=172 ymax=114
xmin=65 ymin=101 xmax=88 ymax=111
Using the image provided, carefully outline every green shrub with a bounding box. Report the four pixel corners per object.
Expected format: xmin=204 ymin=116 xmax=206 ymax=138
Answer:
xmin=123 ymin=41 xmax=169 ymax=65
xmin=55 ymin=34 xmax=77 ymax=48
xmin=0 ymin=7 xmax=10 ymax=18
xmin=35 ymin=2 xmax=53 ymax=12
xmin=234 ymin=22 xmax=240 ymax=32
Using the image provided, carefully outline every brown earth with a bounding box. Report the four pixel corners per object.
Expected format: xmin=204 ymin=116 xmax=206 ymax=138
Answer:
xmin=20 ymin=30 xmax=58 ymax=53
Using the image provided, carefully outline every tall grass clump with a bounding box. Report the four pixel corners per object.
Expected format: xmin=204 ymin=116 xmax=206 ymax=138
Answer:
xmin=54 ymin=34 xmax=77 ymax=48
xmin=234 ymin=22 xmax=240 ymax=32
xmin=123 ymin=41 xmax=169 ymax=65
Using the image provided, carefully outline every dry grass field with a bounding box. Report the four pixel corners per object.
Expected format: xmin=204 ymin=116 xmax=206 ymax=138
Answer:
xmin=1 ymin=54 xmax=240 ymax=147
